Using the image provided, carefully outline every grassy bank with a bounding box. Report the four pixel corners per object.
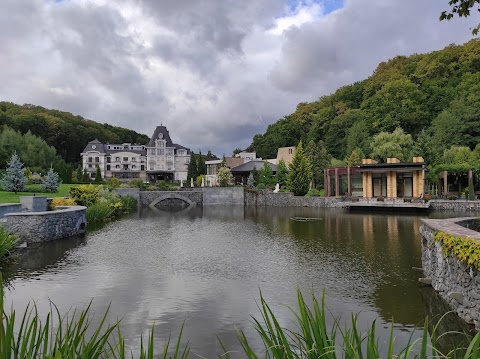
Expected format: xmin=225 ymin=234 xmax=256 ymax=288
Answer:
xmin=1 ymin=280 xmax=479 ymax=358
xmin=0 ymin=184 xmax=80 ymax=204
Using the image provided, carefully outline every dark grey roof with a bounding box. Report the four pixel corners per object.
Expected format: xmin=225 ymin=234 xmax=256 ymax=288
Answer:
xmin=231 ymin=160 xmax=277 ymax=173
xmin=147 ymin=126 xmax=174 ymax=147
xmin=81 ymin=139 xmax=107 ymax=154
xmin=173 ymin=143 xmax=191 ymax=154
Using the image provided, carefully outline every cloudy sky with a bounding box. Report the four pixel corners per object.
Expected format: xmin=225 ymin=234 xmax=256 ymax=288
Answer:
xmin=0 ymin=0 xmax=477 ymax=156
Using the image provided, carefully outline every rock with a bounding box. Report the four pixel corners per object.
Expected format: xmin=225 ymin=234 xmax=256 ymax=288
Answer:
xmin=449 ymin=292 xmax=464 ymax=305
xmin=419 ymin=278 xmax=432 ymax=286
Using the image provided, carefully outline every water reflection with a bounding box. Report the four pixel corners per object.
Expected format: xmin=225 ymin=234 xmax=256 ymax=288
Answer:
xmin=2 ymin=207 xmax=476 ymax=357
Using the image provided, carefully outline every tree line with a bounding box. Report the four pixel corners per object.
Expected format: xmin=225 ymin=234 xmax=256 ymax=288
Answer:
xmin=0 ymin=102 xmax=150 ymax=165
xmin=247 ymin=39 xmax=480 ymax=184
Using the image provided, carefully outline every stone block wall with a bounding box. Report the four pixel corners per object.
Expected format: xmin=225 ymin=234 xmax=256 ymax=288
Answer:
xmin=429 ymin=200 xmax=480 ymax=211
xmin=4 ymin=206 xmax=87 ymax=243
xmin=420 ymin=218 xmax=480 ymax=330
xmin=244 ymin=190 xmax=344 ymax=207
xmin=0 ymin=204 xmax=22 ymax=219
xmin=202 ymin=187 xmax=244 ymax=205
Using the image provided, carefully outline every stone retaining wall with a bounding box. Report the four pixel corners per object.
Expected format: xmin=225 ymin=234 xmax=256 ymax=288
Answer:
xmin=420 ymin=218 xmax=480 ymax=330
xmin=244 ymin=190 xmax=344 ymax=207
xmin=203 ymin=187 xmax=244 ymax=205
xmin=429 ymin=200 xmax=480 ymax=211
xmin=0 ymin=204 xmax=22 ymax=219
xmin=4 ymin=206 xmax=87 ymax=243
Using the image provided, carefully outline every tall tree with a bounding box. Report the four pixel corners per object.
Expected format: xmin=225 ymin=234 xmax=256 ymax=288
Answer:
xmin=275 ymin=159 xmax=288 ymax=187
xmin=346 ymin=148 xmax=365 ymax=167
xmin=187 ymin=151 xmax=198 ymax=183
xmin=258 ymin=161 xmax=274 ymax=186
xmin=287 ymin=141 xmax=312 ymax=196
xmin=370 ymin=127 xmax=414 ymax=162
xmin=94 ymin=165 xmax=102 ymax=182
xmin=305 ymin=140 xmax=331 ymax=188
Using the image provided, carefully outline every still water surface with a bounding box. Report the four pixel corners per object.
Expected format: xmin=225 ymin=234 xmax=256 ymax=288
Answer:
xmin=4 ymin=206 xmax=475 ymax=357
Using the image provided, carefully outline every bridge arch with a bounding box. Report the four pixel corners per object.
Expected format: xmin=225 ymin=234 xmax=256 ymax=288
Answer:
xmin=149 ymin=193 xmax=195 ymax=208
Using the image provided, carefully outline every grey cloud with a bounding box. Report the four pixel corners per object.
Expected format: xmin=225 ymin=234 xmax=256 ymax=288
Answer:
xmin=270 ymin=0 xmax=478 ymax=94
xmin=0 ymin=0 xmax=478 ymax=158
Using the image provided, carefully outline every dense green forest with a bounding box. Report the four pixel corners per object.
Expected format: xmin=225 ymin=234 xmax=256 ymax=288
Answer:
xmin=0 ymin=102 xmax=150 ymax=164
xmin=247 ymin=39 xmax=480 ymax=169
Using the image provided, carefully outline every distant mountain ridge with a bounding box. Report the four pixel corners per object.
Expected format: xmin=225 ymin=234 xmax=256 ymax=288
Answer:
xmin=0 ymin=102 xmax=150 ymax=164
xmin=247 ymin=38 xmax=480 ymax=167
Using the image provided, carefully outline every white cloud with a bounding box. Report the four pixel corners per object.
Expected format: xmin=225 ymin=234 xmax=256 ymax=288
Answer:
xmin=0 ymin=0 xmax=477 ymax=156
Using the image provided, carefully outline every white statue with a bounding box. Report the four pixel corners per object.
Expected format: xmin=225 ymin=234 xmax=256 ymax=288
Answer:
xmin=273 ymin=183 xmax=280 ymax=193
xmin=201 ymin=177 xmax=205 ymax=187
xmin=191 ymin=178 xmax=194 ymax=187
xmin=180 ymin=179 xmax=183 ymax=188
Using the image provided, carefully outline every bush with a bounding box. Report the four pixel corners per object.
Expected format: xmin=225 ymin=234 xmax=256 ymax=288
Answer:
xmin=69 ymin=185 xmax=101 ymax=207
xmin=448 ymin=194 xmax=458 ymax=200
xmin=106 ymin=177 xmax=121 ymax=189
xmin=51 ymin=197 xmax=77 ymax=209
xmin=196 ymin=175 xmax=205 ymax=187
xmin=376 ymin=196 xmax=384 ymax=202
xmin=256 ymin=183 xmax=266 ymax=189
xmin=86 ymin=202 xmax=113 ymax=223
xmin=128 ymin=179 xmax=148 ymax=190
xmin=120 ymin=195 xmax=137 ymax=211
xmin=0 ymin=226 xmax=17 ymax=258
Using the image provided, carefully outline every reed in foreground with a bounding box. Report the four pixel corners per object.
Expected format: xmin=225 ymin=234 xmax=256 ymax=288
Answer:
xmin=232 ymin=290 xmax=480 ymax=359
xmin=1 ymin=274 xmax=479 ymax=358
xmin=0 ymin=227 xmax=17 ymax=259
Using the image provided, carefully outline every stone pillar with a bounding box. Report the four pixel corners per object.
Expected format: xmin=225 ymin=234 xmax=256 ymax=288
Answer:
xmin=335 ymin=168 xmax=340 ymax=197
xmin=443 ymin=171 xmax=448 ymax=196
xmin=387 ymin=171 xmax=397 ymax=198
xmin=323 ymin=168 xmax=330 ymax=197
xmin=347 ymin=167 xmax=351 ymax=195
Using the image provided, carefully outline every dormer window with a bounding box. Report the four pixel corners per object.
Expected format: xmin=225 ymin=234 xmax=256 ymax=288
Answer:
xmin=155 ymin=140 xmax=166 ymax=147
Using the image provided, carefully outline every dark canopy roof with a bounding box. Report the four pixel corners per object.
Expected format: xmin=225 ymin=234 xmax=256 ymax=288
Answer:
xmin=231 ymin=160 xmax=277 ymax=173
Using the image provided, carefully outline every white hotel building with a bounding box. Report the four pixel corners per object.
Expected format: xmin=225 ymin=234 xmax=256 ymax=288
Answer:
xmin=81 ymin=125 xmax=190 ymax=182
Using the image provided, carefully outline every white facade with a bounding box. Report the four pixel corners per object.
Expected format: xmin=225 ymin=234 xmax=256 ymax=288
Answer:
xmin=81 ymin=140 xmax=147 ymax=181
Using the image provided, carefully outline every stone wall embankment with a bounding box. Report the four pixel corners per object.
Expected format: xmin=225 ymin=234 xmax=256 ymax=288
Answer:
xmin=244 ymin=190 xmax=344 ymax=208
xmin=202 ymin=187 xmax=244 ymax=205
xmin=429 ymin=200 xmax=480 ymax=211
xmin=421 ymin=218 xmax=480 ymax=329
xmin=4 ymin=206 xmax=87 ymax=243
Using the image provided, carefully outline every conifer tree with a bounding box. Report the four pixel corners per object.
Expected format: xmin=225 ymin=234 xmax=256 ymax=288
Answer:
xmin=41 ymin=167 xmax=62 ymax=193
xmin=94 ymin=165 xmax=102 ymax=182
xmin=187 ymin=151 xmax=197 ymax=183
xmin=287 ymin=141 xmax=312 ymax=196
xmin=247 ymin=172 xmax=255 ymax=188
xmin=0 ymin=153 xmax=27 ymax=193
xmin=82 ymin=169 xmax=90 ymax=182
xmin=275 ymin=159 xmax=288 ymax=187
xmin=258 ymin=161 xmax=274 ymax=186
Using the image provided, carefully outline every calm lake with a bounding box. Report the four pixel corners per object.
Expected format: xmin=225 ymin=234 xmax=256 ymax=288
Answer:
xmin=3 ymin=206 xmax=475 ymax=357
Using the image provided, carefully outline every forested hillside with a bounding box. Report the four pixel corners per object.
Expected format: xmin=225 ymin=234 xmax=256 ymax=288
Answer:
xmin=248 ymin=39 xmax=480 ymax=167
xmin=0 ymin=102 xmax=150 ymax=164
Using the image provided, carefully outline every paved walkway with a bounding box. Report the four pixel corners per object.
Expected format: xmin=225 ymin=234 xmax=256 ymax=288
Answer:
xmin=421 ymin=217 xmax=480 ymax=239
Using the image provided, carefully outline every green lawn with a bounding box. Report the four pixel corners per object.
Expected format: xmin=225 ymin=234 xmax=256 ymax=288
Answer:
xmin=0 ymin=184 xmax=79 ymax=204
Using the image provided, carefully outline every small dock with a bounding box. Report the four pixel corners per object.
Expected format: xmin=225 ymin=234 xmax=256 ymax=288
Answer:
xmin=344 ymin=200 xmax=431 ymax=212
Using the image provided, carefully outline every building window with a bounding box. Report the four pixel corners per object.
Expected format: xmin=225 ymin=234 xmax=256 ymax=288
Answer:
xmin=88 ymin=164 xmax=92 ymax=168
xmin=166 ymin=148 xmax=174 ymax=156
xmin=116 ymin=157 xmax=120 ymax=162
xmin=141 ymin=165 xmax=145 ymax=171
xmin=123 ymin=157 xmax=128 ymax=162
xmin=288 ymin=148 xmax=293 ymax=154
xmin=116 ymin=165 xmax=120 ymax=169
xmin=95 ymin=157 xmax=99 ymax=163
xmin=178 ymin=149 xmax=186 ymax=156
xmin=132 ymin=165 xmax=136 ymax=169
xmin=149 ymin=148 xmax=155 ymax=155
xmin=132 ymin=157 xmax=136 ymax=162
xmin=106 ymin=165 xmax=111 ymax=171
xmin=107 ymin=157 xmax=111 ymax=163
xmin=88 ymin=157 xmax=92 ymax=162
xmin=185 ymin=158 xmax=190 ymax=164
xmin=157 ymin=148 xmax=164 ymax=156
